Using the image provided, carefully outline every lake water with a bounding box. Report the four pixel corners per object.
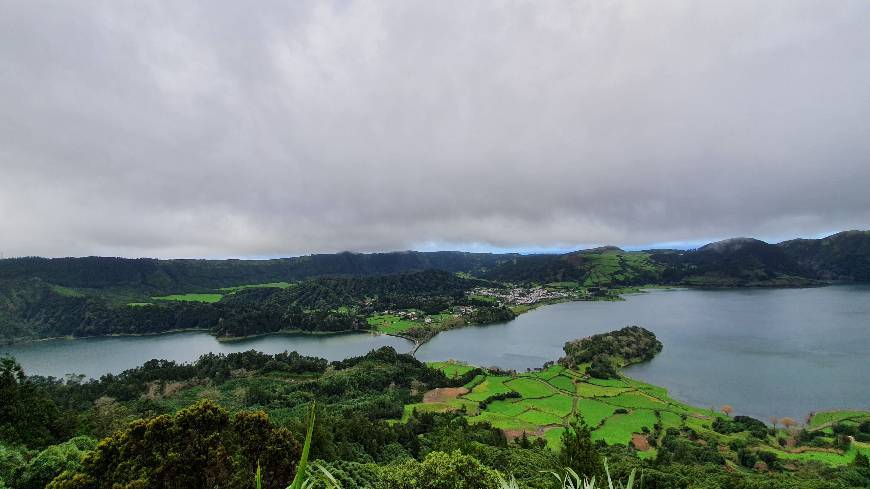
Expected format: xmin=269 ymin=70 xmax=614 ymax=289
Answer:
xmin=3 ymin=286 xmax=868 ymax=420
xmin=417 ymin=286 xmax=870 ymax=421
xmin=1 ymin=331 xmax=414 ymax=380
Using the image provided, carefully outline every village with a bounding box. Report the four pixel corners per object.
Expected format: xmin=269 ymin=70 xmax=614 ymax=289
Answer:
xmin=469 ymin=286 xmax=576 ymax=305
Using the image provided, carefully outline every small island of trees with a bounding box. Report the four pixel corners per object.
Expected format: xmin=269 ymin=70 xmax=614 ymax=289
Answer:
xmin=558 ymin=326 xmax=663 ymax=378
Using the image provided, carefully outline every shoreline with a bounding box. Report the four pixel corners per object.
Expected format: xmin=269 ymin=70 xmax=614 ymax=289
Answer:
xmin=2 ymin=281 xmax=839 ymax=348
xmin=1 ymin=327 xmax=399 ymax=347
xmin=3 ymin=298 xmax=866 ymax=425
xmin=0 ymin=328 xmax=212 ymax=346
xmin=214 ymin=328 xmax=368 ymax=342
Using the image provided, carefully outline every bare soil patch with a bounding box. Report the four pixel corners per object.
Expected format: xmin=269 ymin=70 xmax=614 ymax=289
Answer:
xmin=423 ymin=387 xmax=469 ymax=403
xmin=630 ymin=433 xmax=651 ymax=451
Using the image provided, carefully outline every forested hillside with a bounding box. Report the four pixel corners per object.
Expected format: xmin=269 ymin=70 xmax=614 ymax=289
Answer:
xmin=0 ymin=251 xmax=510 ymax=293
xmin=651 ymin=238 xmax=818 ymax=286
xmin=0 ymin=271 xmax=511 ymax=343
xmin=483 ymin=248 xmax=664 ymax=286
xmin=779 ymin=231 xmax=870 ymax=281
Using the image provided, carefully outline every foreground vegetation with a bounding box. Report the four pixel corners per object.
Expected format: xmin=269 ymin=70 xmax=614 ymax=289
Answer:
xmin=2 ymin=328 xmax=869 ymax=488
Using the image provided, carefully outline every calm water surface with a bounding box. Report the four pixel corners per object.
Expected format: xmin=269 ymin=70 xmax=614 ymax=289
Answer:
xmin=417 ymin=286 xmax=870 ymax=420
xmin=3 ymin=286 xmax=868 ymax=420
xmin=2 ymin=331 xmax=413 ymax=380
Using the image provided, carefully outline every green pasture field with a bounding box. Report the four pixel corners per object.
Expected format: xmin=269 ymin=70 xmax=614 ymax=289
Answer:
xmin=518 ymin=409 xmax=564 ymax=426
xmin=504 ymin=377 xmax=558 ymax=398
xmin=463 ymin=376 xmax=513 ymax=402
xmin=463 ymin=374 xmax=486 ymax=389
xmin=577 ymin=383 xmax=631 ymax=398
xmin=773 ymin=444 xmax=870 ymax=466
xmin=486 ymin=399 xmax=528 ymax=417
xmin=578 ymin=251 xmax=662 ymax=287
xmin=530 ymin=365 xmax=572 ymax=381
xmin=151 ymin=293 xmax=224 ymax=303
xmin=472 ymin=411 xmax=537 ymax=432
xmin=427 ymin=361 xmax=477 ymax=379
xmin=218 ymin=282 xmax=294 ymax=293
xmin=366 ymin=314 xmax=419 ymax=334
xmin=587 ymin=377 xmax=629 ymax=388
xmin=592 ymin=409 xmax=658 ymax=445
xmin=132 ymin=282 xmax=296 ymax=306
xmin=547 ymin=375 xmax=576 ymax=393
xmin=577 ymin=398 xmax=618 ymax=427
xmin=401 ymin=361 xmax=870 ymax=466
xmin=808 ymin=410 xmax=870 ymax=428
xmin=517 ymin=396 xmax=574 ymax=418
xmin=603 ymin=392 xmax=669 ymax=410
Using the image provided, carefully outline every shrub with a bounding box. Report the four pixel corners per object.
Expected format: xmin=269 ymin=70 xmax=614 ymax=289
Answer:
xmin=379 ymin=450 xmax=502 ymax=489
xmin=14 ymin=437 xmax=95 ymax=489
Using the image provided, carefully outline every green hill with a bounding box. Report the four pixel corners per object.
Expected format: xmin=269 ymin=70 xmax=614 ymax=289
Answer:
xmin=482 ymin=233 xmax=870 ymax=287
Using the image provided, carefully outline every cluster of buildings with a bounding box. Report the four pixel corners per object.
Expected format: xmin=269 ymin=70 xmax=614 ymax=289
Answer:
xmin=471 ymin=286 xmax=572 ymax=305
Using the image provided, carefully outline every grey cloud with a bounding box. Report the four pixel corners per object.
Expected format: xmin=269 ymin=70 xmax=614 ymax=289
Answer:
xmin=1 ymin=0 xmax=869 ymax=258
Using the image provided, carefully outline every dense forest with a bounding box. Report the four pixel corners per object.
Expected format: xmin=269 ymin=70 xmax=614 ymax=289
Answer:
xmin=1 ymin=347 xmax=868 ymax=488
xmin=0 ymin=252 xmax=511 ymax=292
xmin=779 ymin=231 xmax=870 ymax=282
xmin=559 ymin=326 xmax=663 ymax=378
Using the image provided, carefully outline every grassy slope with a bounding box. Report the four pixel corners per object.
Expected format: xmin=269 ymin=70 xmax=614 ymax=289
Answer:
xmin=366 ymin=314 xmax=420 ymax=334
xmin=151 ymin=293 xmax=224 ymax=303
xmin=141 ymin=282 xmax=297 ymax=305
xmin=577 ymin=252 xmax=663 ymax=287
xmin=808 ymin=410 xmax=870 ymax=428
xmin=416 ymin=363 xmax=870 ymax=465
xmin=218 ymin=282 xmax=294 ymax=292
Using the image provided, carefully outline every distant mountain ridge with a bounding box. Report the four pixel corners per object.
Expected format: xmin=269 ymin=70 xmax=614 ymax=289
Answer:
xmin=0 ymin=251 xmax=512 ymax=292
xmin=483 ymin=230 xmax=870 ymax=286
xmin=0 ymin=230 xmax=868 ymax=292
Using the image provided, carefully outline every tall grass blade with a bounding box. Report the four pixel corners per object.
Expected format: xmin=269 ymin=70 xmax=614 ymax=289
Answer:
xmin=313 ymin=462 xmax=342 ymax=489
xmin=624 ymin=468 xmax=636 ymax=489
xmin=605 ymin=459 xmax=614 ymax=489
xmin=287 ymin=401 xmax=317 ymax=489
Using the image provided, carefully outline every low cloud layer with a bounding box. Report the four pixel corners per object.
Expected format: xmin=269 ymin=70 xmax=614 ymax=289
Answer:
xmin=1 ymin=1 xmax=869 ymax=258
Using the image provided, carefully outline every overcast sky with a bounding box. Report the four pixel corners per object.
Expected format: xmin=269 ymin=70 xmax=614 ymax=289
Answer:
xmin=1 ymin=1 xmax=869 ymax=258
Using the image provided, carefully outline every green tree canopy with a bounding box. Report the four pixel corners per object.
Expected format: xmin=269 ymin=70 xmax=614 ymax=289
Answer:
xmin=47 ymin=400 xmax=300 ymax=489
xmin=559 ymin=416 xmax=605 ymax=483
